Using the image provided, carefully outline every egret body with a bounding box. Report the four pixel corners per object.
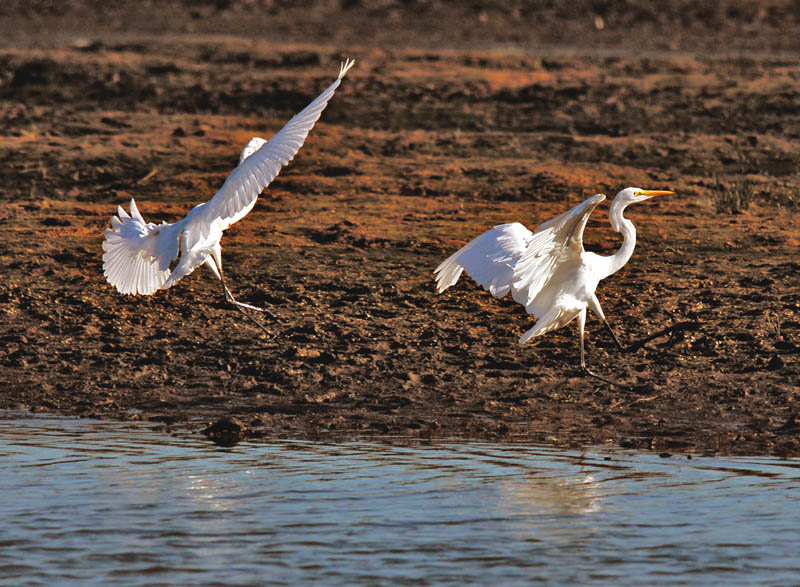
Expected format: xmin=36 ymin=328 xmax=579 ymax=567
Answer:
xmin=434 ymin=187 xmax=673 ymax=384
xmin=103 ymin=59 xmax=355 ymax=336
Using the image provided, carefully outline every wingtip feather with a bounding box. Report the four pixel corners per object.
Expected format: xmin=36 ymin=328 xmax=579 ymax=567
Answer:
xmin=339 ymin=58 xmax=355 ymax=79
xmin=129 ymin=198 xmax=144 ymax=222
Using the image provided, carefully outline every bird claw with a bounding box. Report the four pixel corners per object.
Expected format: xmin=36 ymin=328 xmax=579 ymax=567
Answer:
xmin=581 ymin=366 xmax=630 ymax=390
xmin=223 ymin=296 xmax=279 ymax=340
xmin=249 ymin=306 xmax=278 ymax=322
xmin=226 ymin=297 xmax=279 ymax=321
xmin=581 ymin=367 xmax=655 ymax=394
xmin=235 ymin=307 xmax=277 ymax=341
xmin=230 ymin=299 xmax=263 ymax=312
xmin=237 ymin=302 xmax=276 ymax=318
xmin=259 ymin=327 xmax=278 ymax=342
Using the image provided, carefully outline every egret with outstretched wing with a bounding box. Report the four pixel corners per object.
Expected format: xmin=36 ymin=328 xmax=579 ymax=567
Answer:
xmin=434 ymin=187 xmax=673 ymax=385
xmin=103 ymin=59 xmax=355 ymax=336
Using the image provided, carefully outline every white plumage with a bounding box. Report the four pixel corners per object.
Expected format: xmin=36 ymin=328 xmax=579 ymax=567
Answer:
xmin=434 ymin=188 xmax=673 ymax=384
xmin=102 ymin=59 xmax=355 ymax=334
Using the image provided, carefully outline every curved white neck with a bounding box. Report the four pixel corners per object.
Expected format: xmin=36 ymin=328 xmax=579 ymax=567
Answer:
xmin=596 ymin=198 xmax=637 ymax=280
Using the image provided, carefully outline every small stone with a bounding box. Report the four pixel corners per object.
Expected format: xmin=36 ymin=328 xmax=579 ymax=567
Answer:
xmin=202 ymin=416 xmax=247 ymax=447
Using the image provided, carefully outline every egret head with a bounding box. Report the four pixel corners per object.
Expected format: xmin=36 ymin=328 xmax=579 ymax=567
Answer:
xmin=608 ymin=187 xmax=673 ymax=232
xmin=616 ymin=187 xmax=674 ymax=204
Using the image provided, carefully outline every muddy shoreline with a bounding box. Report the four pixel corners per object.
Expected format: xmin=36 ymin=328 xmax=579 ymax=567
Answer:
xmin=1 ymin=4 xmax=799 ymax=455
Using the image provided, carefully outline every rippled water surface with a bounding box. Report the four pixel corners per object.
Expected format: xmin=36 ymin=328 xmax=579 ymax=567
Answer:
xmin=2 ymin=415 xmax=799 ymax=585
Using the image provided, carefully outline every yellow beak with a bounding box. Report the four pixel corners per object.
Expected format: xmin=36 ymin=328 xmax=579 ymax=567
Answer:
xmin=637 ymin=190 xmax=674 ymax=197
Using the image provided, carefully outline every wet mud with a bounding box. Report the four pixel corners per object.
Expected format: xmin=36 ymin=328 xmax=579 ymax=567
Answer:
xmin=1 ymin=2 xmax=799 ymax=455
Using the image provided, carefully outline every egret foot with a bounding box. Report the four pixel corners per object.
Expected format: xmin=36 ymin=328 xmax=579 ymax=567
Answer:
xmin=581 ymin=365 xmax=630 ymax=389
xmin=227 ymin=297 xmax=278 ymax=321
xmin=227 ymin=300 xmax=275 ymax=340
xmin=221 ymin=280 xmax=277 ymax=319
xmin=217 ymin=266 xmax=278 ymax=335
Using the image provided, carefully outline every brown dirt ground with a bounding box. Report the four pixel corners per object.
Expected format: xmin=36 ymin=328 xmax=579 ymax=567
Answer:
xmin=1 ymin=2 xmax=799 ymax=455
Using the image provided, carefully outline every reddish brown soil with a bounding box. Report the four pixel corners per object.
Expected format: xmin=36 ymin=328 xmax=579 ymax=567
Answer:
xmin=1 ymin=2 xmax=799 ymax=455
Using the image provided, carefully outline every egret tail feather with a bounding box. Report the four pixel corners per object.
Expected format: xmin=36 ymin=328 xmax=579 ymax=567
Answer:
xmin=102 ymin=199 xmax=181 ymax=295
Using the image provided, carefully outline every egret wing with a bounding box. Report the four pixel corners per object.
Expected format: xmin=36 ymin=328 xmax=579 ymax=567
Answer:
xmin=198 ymin=59 xmax=355 ymax=235
xmin=434 ymin=222 xmax=533 ymax=298
xmin=511 ymin=193 xmax=605 ymax=311
xmin=102 ymin=199 xmax=181 ymax=295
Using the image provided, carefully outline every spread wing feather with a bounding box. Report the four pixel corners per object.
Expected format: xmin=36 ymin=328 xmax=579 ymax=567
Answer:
xmin=102 ymin=60 xmax=354 ymax=297
xmin=511 ymin=194 xmax=605 ymax=312
xmin=435 ymin=194 xmax=606 ymax=318
xmin=198 ymin=58 xmax=355 ymax=234
xmin=434 ymin=222 xmax=533 ymax=298
xmin=102 ymin=199 xmax=181 ymax=295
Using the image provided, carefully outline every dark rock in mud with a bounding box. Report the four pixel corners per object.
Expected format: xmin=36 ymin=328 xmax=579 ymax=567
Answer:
xmin=202 ymin=417 xmax=248 ymax=447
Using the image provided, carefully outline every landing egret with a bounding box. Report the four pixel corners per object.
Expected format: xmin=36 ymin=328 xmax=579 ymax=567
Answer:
xmin=103 ymin=59 xmax=355 ymax=336
xmin=434 ymin=187 xmax=673 ymax=385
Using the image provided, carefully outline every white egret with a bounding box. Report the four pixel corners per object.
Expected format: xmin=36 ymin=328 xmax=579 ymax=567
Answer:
xmin=103 ymin=59 xmax=355 ymax=336
xmin=434 ymin=187 xmax=673 ymax=385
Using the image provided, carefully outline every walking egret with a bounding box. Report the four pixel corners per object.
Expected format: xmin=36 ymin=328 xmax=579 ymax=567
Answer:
xmin=103 ymin=59 xmax=355 ymax=336
xmin=434 ymin=187 xmax=673 ymax=385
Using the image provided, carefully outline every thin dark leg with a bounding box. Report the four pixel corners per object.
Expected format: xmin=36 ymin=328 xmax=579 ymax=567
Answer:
xmin=217 ymin=266 xmax=275 ymax=340
xmin=589 ymin=294 xmax=625 ymax=353
xmin=220 ymin=278 xmax=275 ymax=317
xmin=209 ymin=248 xmax=276 ymax=318
xmin=602 ymin=317 xmax=625 ymax=353
xmin=579 ymin=310 xmax=628 ymax=389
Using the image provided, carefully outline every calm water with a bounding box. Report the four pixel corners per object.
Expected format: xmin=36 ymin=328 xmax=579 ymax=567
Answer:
xmin=1 ymin=415 xmax=799 ymax=585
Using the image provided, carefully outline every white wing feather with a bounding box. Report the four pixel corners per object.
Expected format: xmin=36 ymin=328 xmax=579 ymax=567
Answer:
xmin=434 ymin=222 xmax=533 ymax=298
xmin=511 ymin=194 xmax=605 ymax=312
xmin=198 ymin=58 xmax=355 ymax=235
xmin=103 ymin=60 xmax=354 ymax=297
xmin=102 ymin=199 xmax=181 ymax=295
xmin=435 ymin=194 xmax=605 ymax=318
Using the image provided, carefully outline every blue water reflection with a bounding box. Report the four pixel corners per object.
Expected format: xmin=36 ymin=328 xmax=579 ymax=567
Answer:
xmin=1 ymin=415 xmax=798 ymax=585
